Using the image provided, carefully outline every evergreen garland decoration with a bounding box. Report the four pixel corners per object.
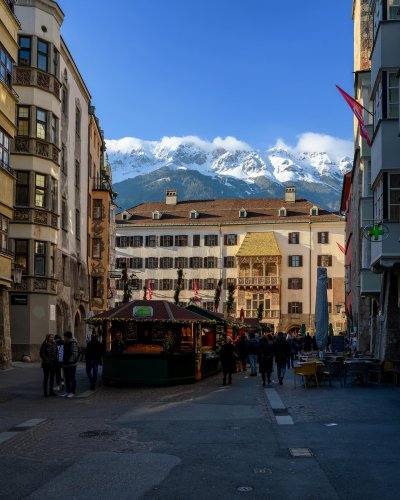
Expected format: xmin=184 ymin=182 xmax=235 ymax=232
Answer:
xmin=174 ymin=269 xmax=184 ymax=305
xmin=214 ymin=279 xmax=223 ymax=311
xmin=122 ymin=267 xmax=131 ymax=303
xmin=226 ymin=283 xmax=236 ymax=315
xmin=257 ymin=302 xmax=264 ymax=321
xmin=142 ymin=285 xmax=147 ymax=300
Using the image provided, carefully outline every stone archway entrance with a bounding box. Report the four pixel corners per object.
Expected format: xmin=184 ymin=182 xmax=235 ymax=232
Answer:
xmin=74 ymin=305 xmax=86 ymax=344
xmin=286 ymin=324 xmax=301 ymax=336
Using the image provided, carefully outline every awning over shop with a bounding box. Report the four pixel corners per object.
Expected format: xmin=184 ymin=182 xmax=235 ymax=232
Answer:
xmin=236 ymin=232 xmax=281 ymax=257
xmin=91 ymin=300 xmax=206 ymax=322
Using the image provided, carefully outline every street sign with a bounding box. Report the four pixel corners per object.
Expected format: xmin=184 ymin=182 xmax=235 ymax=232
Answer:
xmin=109 ymin=272 xmax=122 ymax=279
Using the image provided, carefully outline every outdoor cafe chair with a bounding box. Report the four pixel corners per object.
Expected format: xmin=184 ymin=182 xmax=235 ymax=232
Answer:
xmin=319 ymin=361 xmax=345 ymax=387
xmin=293 ymin=362 xmax=319 ymax=389
xmin=344 ymin=360 xmax=371 ymax=386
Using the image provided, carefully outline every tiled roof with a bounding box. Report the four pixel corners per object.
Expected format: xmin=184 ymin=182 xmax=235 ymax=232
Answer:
xmin=92 ymin=300 xmax=206 ymax=322
xmin=236 ymin=232 xmax=281 ymax=257
xmin=116 ymin=197 xmax=341 ymax=225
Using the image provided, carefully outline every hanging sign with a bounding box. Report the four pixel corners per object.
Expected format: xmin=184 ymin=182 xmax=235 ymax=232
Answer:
xmin=132 ymin=306 xmax=153 ymax=318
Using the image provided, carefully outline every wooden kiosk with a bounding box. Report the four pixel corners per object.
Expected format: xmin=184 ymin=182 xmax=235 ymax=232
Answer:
xmin=91 ymin=300 xmax=209 ymax=385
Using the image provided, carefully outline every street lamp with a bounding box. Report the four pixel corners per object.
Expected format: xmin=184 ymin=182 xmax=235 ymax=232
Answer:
xmin=13 ymin=266 xmax=23 ymax=284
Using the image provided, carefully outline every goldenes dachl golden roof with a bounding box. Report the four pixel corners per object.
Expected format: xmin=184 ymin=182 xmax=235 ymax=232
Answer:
xmin=236 ymin=232 xmax=281 ymax=257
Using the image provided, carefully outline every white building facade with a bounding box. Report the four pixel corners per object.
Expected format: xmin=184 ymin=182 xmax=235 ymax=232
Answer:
xmin=114 ymin=188 xmax=346 ymax=334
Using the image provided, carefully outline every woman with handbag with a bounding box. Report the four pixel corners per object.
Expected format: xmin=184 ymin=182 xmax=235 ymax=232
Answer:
xmin=39 ymin=334 xmax=58 ymax=397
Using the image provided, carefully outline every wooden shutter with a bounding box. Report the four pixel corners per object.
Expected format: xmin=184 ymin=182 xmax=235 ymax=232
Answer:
xmin=299 ymin=256 xmax=303 ymax=267
xmin=288 ymin=233 xmax=292 ymax=244
xmin=224 ymin=257 xmax=227 ymax=268
xmin=317 ymin=255 xmax=321 ymax=266
xmin=145 ymin=258 xmax=149 ymax=268
xmin=299 ymin=278 xmax=303 ymax=289
xmin=116 ymin=237 xmax=121 ymax=247
xmin=288 ymin=256 xmax=292 ymax=267
xmin=193 ymin=234 xmax=200 ymax=246
xmin=288 ymin=278 xmax=292 ymax=289
xmin=224 ymin=235 xmax=227 ymax=245
xmin=328 ymin=255 xmax=332 ymax=266
xmin=145 ymin=236 xmax=149 ymax=247
xmin=189 ymin=257 xmax=193 ymax=268
xmin=299 ymin=303 xmax=303 ymax=313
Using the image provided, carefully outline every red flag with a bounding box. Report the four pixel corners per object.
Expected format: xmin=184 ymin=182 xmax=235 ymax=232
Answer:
xmin=193 ymin=279 xmax=199 ymax=296
xmin=336 ymin=242 xmax=346 ymax=254
xmin=336 ymin=85 xmax=371 ymax=146
xmin=147 ymin=279 xmax=152 ymax=300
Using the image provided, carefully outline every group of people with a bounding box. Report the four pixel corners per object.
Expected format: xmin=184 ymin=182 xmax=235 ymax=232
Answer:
xmin=39 ymin=332 xmax=104 ymax=398
xmin=219 ymin=330 xmax=311 ymax=387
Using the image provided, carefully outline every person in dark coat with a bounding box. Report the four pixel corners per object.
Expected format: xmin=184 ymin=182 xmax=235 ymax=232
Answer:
xmin=54 ymin=334 xmax=64 ymax=390
xmin=85 ymin=334 xmax=104 ymax=390
xmin=287 ymin=335 xmax=298 ymax=369
xmin=258 ymin=333 xmax=275 ymax=386
xmin=304 ymin=333 xmax=312 ymax=352
xmin=274 ymin=332 xmax=290 ymax=385
xmin=235 ymin=333 xmax=248 ymax=372
xmin=62 ymin=331 xmax=78 ymax=398
xmin=219 ymin=336 xmax=237 ymax=385
xmin=39 ymin=334 xmax=58 ymax=397
xmin=246 ymin=332 xmax=260 ymax=376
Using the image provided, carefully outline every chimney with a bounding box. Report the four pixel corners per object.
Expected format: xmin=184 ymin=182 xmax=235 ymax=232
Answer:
xmin=166 ymin=189 xmax=177 ymax=205
xmin=285 ymin=185 xmax=296 ymax=203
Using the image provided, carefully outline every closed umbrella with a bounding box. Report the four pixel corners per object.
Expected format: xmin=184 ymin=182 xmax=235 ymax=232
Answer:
xmin=315 ymin=267 xmax=328 ymax=355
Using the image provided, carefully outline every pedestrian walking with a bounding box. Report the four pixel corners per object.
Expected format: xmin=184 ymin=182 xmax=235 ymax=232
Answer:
xmin=287 ymin=335 xmax=298 ymax=369
xmin=246 ymin=331 xmax=259 ymax=376
xmin=235 ymin=333 xmax=248 ymax=372
xmin=219 ymin=336 xmax=237 ymax=385
xmin=274 ymin=331 xmax=290 ymax=385
xmin=258 ymin=333 xmax=275 ymax=386
xmin=40 ymin=334 xmax=58 ymax=397
xmin=62 ymin=331 xmax=78 ymax=398
xmin=85 ymin=333 xmax=104 ymax=390
xmin=54 ymin=334 xmax=64 ymax=390
xmin=304 ymin=333 xmax=312 ymax=352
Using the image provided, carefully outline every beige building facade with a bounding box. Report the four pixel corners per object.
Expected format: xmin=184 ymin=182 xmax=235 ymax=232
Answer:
xmin=8 ymin=0 xmax=94 ymax=359
xmin=0 ymin=0 xmax=19 ymax=368
xmin=114 ymin=188 xmax=346 ymax=334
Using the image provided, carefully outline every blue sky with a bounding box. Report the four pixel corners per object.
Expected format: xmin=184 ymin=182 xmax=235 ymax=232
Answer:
xmin=61 ymin=0 xmax=354 ymax=151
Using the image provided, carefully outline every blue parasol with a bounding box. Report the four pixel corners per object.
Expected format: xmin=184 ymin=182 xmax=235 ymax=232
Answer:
xmin=315 ymin=267 xmax=328 ymax=353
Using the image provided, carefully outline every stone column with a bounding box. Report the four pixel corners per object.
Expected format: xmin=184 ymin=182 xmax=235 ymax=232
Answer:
xmin=0 ymin=290 xmax=12 ymax=369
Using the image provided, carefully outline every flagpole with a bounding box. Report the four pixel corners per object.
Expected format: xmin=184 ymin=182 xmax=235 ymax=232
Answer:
xmin=335 ymin=85 xmax=373 ymax=116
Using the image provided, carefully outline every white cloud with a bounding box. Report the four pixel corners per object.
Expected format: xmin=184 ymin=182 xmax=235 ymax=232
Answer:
xmin=212 ymin=136 xmax=251 ymax=151
xmin=294 ymin=132 xmax=353 ymax=161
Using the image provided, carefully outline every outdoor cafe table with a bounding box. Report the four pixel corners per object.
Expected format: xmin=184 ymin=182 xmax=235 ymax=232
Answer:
xmin=343 ymin=359 xmax=377 ymax=386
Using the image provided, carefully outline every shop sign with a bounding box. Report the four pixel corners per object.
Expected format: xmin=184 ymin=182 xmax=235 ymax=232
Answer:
xmin=11 ymin=295 xmax=28 ymax=305
xmin=132 ymin=306 xmax=153 ymax=318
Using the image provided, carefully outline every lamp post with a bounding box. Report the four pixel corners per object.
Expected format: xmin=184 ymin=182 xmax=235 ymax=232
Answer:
xmin=13 ymin=266 xmax=23 ymax=285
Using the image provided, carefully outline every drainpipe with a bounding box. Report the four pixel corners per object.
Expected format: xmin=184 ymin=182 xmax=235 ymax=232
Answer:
xmin=309 ymin=221 xmax=312 ymax=332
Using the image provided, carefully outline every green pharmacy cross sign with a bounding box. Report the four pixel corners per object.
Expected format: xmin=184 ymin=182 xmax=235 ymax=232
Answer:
xmin=368 ymin=223 xmax=385 ymax=241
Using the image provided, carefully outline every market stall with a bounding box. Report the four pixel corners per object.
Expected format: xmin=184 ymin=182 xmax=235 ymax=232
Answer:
xmin=90 ymin=300 xmax=208 ymax=386
xmin=186 ymin=305 xmax=242 ymax=377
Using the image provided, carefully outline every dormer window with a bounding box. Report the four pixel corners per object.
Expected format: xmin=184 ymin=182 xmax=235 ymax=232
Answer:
xmin=121 ymin=211 xmax=129 ymax=220
xmin=279 ymin=207 xmax=287 ymax=217
xmin=189 ymin=210 xmax=199 ymax=219
xmin=239 ymin=208 xmax=247 ymax=218
xmin=152 ymin=210 xmax=162 ymax=220
xmin=310 ymin=206 xmax=319 ymax=216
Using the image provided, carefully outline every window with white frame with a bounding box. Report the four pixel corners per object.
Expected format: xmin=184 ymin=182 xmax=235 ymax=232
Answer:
xmin=130 ymin=257 xmax=143 ymax=269
xmin=374 ymin=179 xmax=384 ymax=222
xmin=0 ymin=43 xmax=12 ymax=88
xmin=387 ymin=72 xmax=399 ymax=119
xmin=0 ymin=215 xmax=9 ymax=253
xmin=388 ymin=0 xmax=400 ymax=20
xmin=36 ymin=109 xmax=47 ymax=140
xmin=389 ymin=173 xmax=400 ymax=221
xmin=373 ymin=0 xmax=383 ymax=37
xmin=34 ymin=241 xmax=46 ymax=275
xmin=0 ymin=128 xmax=10 ymax=168
xmin=374 ymin=79 xmax=383 ymax=127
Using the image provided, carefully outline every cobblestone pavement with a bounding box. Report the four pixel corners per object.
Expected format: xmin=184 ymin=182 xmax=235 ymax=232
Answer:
xmin=1 ymin=363 xmax=400 ymax=499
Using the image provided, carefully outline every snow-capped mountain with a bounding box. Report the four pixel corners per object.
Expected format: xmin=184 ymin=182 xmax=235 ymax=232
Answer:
xmin=106 ymin=136 xmax=352 ymax=211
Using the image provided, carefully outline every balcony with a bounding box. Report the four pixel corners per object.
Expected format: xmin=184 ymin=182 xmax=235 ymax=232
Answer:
xmin=243 ymin=309 xmax=280 ymax=319
xmin=0 ymin=158 xmax=16 ymax=177
xmin=92 ymin=174 xmax=112 ymax=192
xmin=12 ymin=276 xmax=58 ymax=294
xmin=14 ymin=67 xmax=61 ymax=100
xmin=14 ymin=208 xmax=58 ymax=229
xmin=238 ymin=276 xmax=280 ymax=288
xmin=12 ymin=137 xmax=59 ymax=166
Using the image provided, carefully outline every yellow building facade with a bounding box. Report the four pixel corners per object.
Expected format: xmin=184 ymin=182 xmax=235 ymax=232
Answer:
xmin=88 ymin=110 xmax=113 ymax=314
xmin=0 ymin=0 xmax=19 ymax=368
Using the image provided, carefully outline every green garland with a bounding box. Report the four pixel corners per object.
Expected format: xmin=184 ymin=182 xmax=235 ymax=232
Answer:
xmin=226 ymin=282 xmax=236 ymax=315
xmin=214 ymin=279 xmax=223 ymax=311
xmin=174 ymin=269 xmax=184 ymax=305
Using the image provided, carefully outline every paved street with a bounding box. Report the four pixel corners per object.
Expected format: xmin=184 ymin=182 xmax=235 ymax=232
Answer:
xmin=1 ymin=363 xmax=400 ymax=500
